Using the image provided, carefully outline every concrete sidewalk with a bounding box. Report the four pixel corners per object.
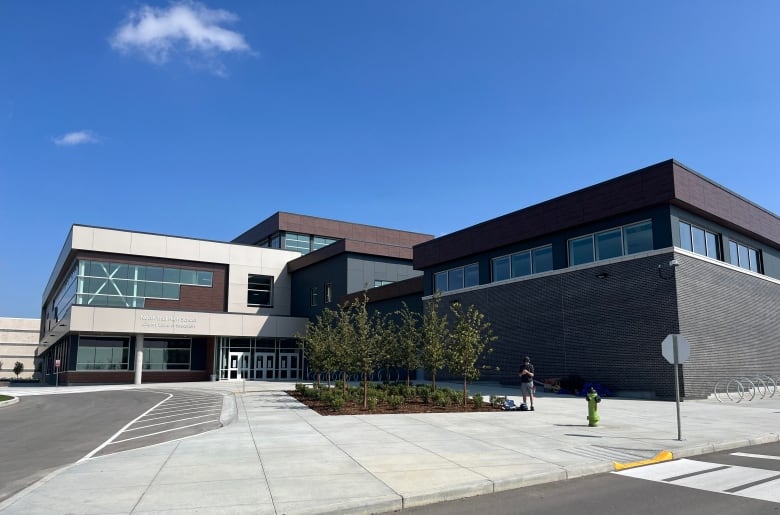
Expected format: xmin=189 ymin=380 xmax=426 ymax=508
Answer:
xmin=1 ymin=381 xmax=779 ymax=514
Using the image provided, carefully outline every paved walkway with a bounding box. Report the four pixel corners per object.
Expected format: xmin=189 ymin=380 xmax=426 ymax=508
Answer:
xmin=1 ymin=381 xmax=779 ymax=514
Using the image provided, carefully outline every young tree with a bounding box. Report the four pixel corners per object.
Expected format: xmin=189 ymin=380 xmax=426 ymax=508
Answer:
xmin=395 ymin=302 xmax=421 ymax=386
xmin=419 ymin=293 xmax=449 ymax=392
xmin=448 ymin=302 xmax=497 ymax=406
xmin=348 ymin=294 xmax=389 ymax=409
xmin=298 ymin=308 xmax=338 ymax=387
xmin=13 ymin=361 xmax=24 ymax=379
xmin=334 ymin=302 xmax=357 ymax=396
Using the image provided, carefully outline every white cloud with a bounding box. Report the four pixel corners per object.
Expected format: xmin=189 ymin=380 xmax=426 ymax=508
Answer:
xmin=53 ymin=131 xmax=100 ymax=146
xmin=110 ymin=1 xmax=252 ymax=75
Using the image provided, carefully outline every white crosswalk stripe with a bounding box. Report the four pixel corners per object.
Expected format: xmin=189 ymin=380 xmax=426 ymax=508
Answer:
xmin=615 ymin=457 xmax=780 ymax=503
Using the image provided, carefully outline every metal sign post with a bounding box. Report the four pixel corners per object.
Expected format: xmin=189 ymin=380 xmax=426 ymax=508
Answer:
xmin=661 ymin=334 xmax=690 ymax=441
xmin=54 ymin=359 xmax=61 ymax=387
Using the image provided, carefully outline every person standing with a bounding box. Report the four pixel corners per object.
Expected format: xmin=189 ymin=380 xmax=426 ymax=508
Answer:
xmin=519 ymin=356 xmax=535 ymax=411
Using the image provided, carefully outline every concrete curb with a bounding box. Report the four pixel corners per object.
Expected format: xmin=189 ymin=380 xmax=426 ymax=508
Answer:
xmin=0 ymin=396 xmax=18 ymax=408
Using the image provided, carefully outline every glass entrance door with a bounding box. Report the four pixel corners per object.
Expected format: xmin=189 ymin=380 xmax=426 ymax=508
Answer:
xmin=255 ymin=352 xmax=275 ymax=379
xmin=228 ymin=351 xmax=250 ymax=380
xmin=278 ymin=352 xmax=299 ymax=380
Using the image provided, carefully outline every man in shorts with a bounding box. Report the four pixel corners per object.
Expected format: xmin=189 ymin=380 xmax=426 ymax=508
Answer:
xmin=519 ymin=356 xmax=535 ymax=411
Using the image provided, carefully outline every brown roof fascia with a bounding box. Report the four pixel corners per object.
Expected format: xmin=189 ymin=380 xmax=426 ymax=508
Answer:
xmin=286 ymin=239 xmax=416 ymax=273
xmin=342 ymin=276 xmax=424 ymax=305
xmin=233 ymin=211 xmax=434 ymax=246
xmin=670 ymin=161 xmax=780 ymax=247
xmin=413 ymin=160 xmax=677 ymax=269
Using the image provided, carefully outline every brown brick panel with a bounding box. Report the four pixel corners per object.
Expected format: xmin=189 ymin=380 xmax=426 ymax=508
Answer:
xmin=60 ymin=370 xmax=210 ymax=385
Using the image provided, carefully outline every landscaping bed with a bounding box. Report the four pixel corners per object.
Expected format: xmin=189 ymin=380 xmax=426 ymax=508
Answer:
xmin=286 ymin=382 xmax=506 ymax=416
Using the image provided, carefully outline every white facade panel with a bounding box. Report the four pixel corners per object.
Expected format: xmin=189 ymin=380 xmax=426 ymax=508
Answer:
xmin=92 ymin=229 xmax=132 ymax=254
xmin=165 ymin=236 xmax=200 ymax=261
xmin=129 ymin=232 xmax=167 ymax=257
xmin=199 ymin=240 xmax=231 ymax=263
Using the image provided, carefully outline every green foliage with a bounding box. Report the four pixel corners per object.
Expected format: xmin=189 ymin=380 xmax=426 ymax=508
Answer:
xmin=298 ymin=308 xmax=339 ymax=386
xmin=420 ymin=293 xmax=449 ymax=391
xmin=367 ymin=396 xmax=378 ymax=411
xmin=330 ymin=395 xmax=344 ymax=411
xmin=13 ymin=361 xmax=23 ymax=378
xmin=295 ymin=383 xmax=307 ymax=394
xmin=447 ymin=301 xmax=497 ymax=406
xmin=401 ymin=385 xmax=416 ymax=400
xmin=417 ymin=385 xmax=431 ymax=404
xmin=432 ymin=389 xmax=451 ymax=407
xmin=395 ymin=302 xmax=422 ymax=386
xmin=472 ymin=393 xmax=484 ymax=408
xmin=387 ymin=395 xmax=404 ymax=409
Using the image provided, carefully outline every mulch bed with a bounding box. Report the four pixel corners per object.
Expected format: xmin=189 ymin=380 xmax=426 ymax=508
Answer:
xmin=286 ymin=389 xmax=504 ymax=416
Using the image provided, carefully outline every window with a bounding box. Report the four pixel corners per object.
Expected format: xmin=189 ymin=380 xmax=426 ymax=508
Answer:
xmin=75 ymin=261 xmax=213 ymax=309
xmin=310 ymin=286 xmax=318 ymax=307
xmin=569 ymin=220 xmax=654 ymax=266
xmin=623 ymin=220 xmax=653 ymax=255
xmin=491 ymin=245 xmax=552 ymax=282
xmin=729 ymin=240 xmax=761 ymax=273
xmin=324 ymin=283 xmax=333 ymax=303
xmin=247 ymin=274 xmax=273 ymax=306
xmin=569 ymin=236 xmax=594 ymax=266
xmin=434 ymin=263 xmax=478 ymax=292
xmin=76 ymin=336 xmax=129 ymax=370
xmin=679 ymin=221 xmax=720 ymax=259
xmin=312 ymin=236 xmax=337 ymax=251
xmin=143 ymin=338 xmax=190 ymax=370
xmin=284 ymin=232 xmax=310 ymax=253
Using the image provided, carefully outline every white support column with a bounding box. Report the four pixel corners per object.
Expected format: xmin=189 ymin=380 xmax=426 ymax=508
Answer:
xmin=134 ymin=334 xmax=144 ymax=385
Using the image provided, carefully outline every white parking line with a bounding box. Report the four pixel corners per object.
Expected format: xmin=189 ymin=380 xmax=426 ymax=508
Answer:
xmin=109 ymin=420 xmax=218 ymax=444
xmin=732 ymin=452 xmax=780 ymax=461
xmin=126 ymin=413 xmax=218 ymax=431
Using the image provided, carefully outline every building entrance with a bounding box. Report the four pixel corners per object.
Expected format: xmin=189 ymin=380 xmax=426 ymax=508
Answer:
xmin=278 ymin=352 xmax=299 ymax=380
xmin=255 ymin=352 xmax=275 ymax=379
xmin=228 ymin=351 xmax=250 ymax=380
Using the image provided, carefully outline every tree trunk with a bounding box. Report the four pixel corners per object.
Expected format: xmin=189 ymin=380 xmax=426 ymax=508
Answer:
xmin=363 ymin=372 xmax=368 ymax=409
xmin=316 ymin=372 xmax=321 ymax=388
xmin=406 ymin=369 xmax=411 ymax=387
xmin=342 ymin=370 xmax=348 ymax=395
xmin=463 ymin=376 xmax=468 ymax=408
xmin=432 ymin=371 xmax=437 ymax=392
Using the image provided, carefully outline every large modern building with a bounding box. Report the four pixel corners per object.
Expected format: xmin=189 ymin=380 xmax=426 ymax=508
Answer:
xmin=33 ymin=160 xmax=779 ymax=398
xmin=413 ymin=159 xmax=779 ymax=398
xmin=36 ymin=214 xmax=431 ymax=385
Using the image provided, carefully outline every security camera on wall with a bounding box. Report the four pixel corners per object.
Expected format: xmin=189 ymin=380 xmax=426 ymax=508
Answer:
xmin=669 ymin=259 xmax=680 ymax=268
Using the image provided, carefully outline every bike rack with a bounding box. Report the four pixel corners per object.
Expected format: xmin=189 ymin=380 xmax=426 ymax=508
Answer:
xmin=713 ymin=375 xmax=780 ymax=403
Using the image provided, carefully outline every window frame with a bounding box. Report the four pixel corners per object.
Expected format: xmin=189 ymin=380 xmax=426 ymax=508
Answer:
xmin=247 ymin=274 xmax=274 ymax=307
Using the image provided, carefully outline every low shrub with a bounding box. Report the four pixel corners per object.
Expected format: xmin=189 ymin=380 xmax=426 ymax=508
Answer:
xmin=388 ymin=395 xmax=404 ymax=410
xmin=491 ymin=395 xmax=506 ymax=408
xmin=472 ymin=393 xmax=484 ymax=408
xmin=367 ymin=396 xmax=378 ymax=411
xmin=432 ymin=389 xmax=451 ymax=407
xmin=295 ymin=383 xmax=307 ymax=394
xmin=330 ymin=395 xmax=344 ymax=411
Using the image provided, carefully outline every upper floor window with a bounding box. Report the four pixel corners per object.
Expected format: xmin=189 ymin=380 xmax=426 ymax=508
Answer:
xmin=310 ymin=286 xmax=318 ymax=307
xmin=247 ymin=274 xmax=273 ymax=307
xmin=434 ymin=263 xmax=479 ymax=292
xmin=285 ymin=232 xmax=310 ymax=254
xmin=75 ymin=260 xmax=213 ymax=309
xmin=313 ymin=236 xmax=338 ymax=251
xmin=729 ymin=240 xmax=761 ymax=273
xmin=491 ymin=245 xmax=553 ymax=282
xmin=569 ymin=220 xmax=653 ymax=266
xmin=324 ymin=283 xmax=333 ymax=303
xmin=679 ymin=221 xmax=720 ymax=259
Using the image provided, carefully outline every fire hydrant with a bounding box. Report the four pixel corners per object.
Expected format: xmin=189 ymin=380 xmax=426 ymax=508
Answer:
xmin=586 ymin=387 xmax=601 ymax=427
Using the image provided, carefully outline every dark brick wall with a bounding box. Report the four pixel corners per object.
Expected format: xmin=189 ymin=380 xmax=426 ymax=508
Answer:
xmin=430 ymin=253 xmax=681 ymax=398
xmin=675 ymin=253 xmax=780 ymax=398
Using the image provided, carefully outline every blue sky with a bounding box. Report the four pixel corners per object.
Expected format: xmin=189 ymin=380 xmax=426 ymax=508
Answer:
xmin=1 ymin=1 xmax=779 ymax=318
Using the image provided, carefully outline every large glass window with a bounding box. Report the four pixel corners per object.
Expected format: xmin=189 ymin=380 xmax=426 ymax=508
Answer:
xmin=312 ymin=236 xmax=337 ymax=251
xmin=248 ymin=274 xmax=273 ymax=307
xmin=434 ymin=263 xmax=478 ymax=292
xmin=729 ymin=240 xmax=761 ymax=273
xmin=679 ymin=221 xmax=720 ymax=259
xmin=569 ymin=220 xmax=654 ymax=267
xmin=143 ymin=338 xmax=191 ymax=370
xmin=75 ymin=261 xmax=213 ymax=308
xmin=76 ymin=336 xmax=130 ymax=370
xmin=623 ymin=220 xmax=653 ymax=254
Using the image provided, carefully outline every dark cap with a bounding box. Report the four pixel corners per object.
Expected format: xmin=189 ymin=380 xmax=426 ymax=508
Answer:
xmin=523 ymin=356 xmax=530 ymax=363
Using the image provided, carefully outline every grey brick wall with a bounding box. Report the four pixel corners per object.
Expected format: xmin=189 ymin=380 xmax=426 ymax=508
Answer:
xmin=676 ymin=253 xmax=780 ymax=398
